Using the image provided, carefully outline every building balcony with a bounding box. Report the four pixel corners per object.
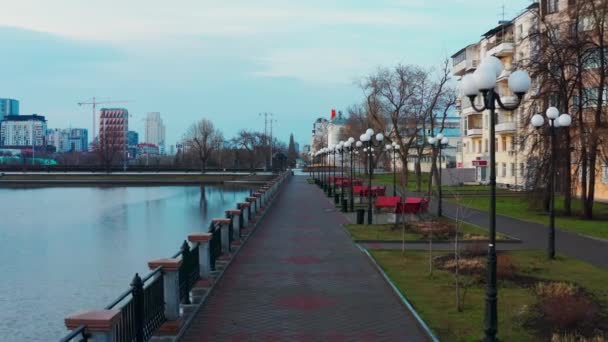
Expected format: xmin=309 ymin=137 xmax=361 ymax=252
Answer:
xmin=466 ymin=128 xmax=483 ymax=137
xmin=496 ymin=121 xmax=516 ymax=133
xmin=453 ymin=59 xmax=479 ymax=76
xmin=487 ymin=39 xmax=514 ymax=57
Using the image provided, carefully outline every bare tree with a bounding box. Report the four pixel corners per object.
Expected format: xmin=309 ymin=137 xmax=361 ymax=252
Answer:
xmin=232 ymin=130 xmax=265 ymax=171
xmin=183 ymin=119 xmax=223 ymax=173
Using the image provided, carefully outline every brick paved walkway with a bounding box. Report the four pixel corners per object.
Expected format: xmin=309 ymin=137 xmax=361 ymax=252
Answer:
xmin=181 ymin=176 xmax=428 ymax=341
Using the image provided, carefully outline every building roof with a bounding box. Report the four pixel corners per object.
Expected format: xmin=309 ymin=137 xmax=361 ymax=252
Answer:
xmin=2 ymin=114 xmax=46 ymax=122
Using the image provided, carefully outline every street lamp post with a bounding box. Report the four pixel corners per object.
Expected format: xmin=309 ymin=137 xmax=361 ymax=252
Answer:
xmin=428 ymin=133 xmax=449 ymax=217
xmin=329 ymin=145 xmax=336 ymax=197
xmin=352 ymin=140 xmax=363 ymax=212
xmin=531 ymin=107 xmax=572 ymax=260
xmin=461 ymin=56 xmax=531 ymax=342
xmin=385 ymin=142 xmax=401 ymax=197
xmin=360 ymin=128 xmax=384 ymax=225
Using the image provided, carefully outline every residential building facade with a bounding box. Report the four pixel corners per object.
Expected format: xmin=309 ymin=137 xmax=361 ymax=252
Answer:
xmin=47 ymin=128 xmax=89 ymax=152
xmin=0 ymin=114 xmax=47 ymax=149
xmin=99 ymin=108 xmax=128 ymax=153
xmin=452 ymin=4 xmax=539 ymax=188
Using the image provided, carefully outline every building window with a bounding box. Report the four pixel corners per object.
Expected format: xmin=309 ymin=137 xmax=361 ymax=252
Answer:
xmin=495 ymin=138 xmax=499 ymax=152
xmin=477 ymin=140 xmax=482 ymax=153
xmin=502 ymin=137 xmax=507 ymax=152
xmin=602 ymin=164 xmax=608 ymax=184
xmin=547 ymin=0 xmax=559 ymax=13
xmin=520 ymin=163 xmax=525 ymax=177
xmin=502 ymin=163 xmax=507 ymax=177
xmin=511 ymin=137 xmax=516 ymax=151
xmin=484 ymin=139 xmax=488 ymax=153
xmin=511 ymin=163 xmax=516 ymax=177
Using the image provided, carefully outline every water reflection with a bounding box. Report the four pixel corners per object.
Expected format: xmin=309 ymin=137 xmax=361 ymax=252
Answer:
xmin=0 ymin=185 xmax=251 ymax=341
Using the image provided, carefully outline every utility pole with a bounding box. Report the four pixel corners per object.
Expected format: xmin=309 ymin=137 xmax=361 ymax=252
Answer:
xmin=259 ymin=113 xmax=270 ymax=170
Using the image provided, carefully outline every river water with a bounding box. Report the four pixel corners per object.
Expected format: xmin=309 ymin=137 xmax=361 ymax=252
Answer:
xmin=0 ymin=185 xmax=251 ymax=341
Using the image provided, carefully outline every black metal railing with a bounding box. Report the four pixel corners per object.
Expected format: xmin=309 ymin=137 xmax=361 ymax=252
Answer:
xmin=59 ymin=325 xmax=89 ymax=342
xmin=208 ymin=222 xmax=222 ymax=271
xmin=106 ymin=268 xmax=166 ymax=342
xmin=174 ymin=241 xmax=200 ymax=304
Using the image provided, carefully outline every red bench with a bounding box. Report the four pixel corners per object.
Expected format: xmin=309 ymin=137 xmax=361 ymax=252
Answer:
xmin=375 ymin=196 xmax=402 ymax=209
xmin=395 ymin=197 xmax=429 ymax=214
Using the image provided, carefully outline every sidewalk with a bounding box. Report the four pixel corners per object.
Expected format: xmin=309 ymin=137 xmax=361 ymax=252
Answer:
xmin=181 ymin=176 xmax=429 ymax=341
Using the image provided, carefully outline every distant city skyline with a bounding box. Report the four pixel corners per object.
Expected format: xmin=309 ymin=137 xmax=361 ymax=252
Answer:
xmin=0 ymin=0 xmax=531 ymax=148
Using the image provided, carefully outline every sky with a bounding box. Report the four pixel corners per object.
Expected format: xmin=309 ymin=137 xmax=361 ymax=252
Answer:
xmin=0 ymin=0 xmax=533 ymax=149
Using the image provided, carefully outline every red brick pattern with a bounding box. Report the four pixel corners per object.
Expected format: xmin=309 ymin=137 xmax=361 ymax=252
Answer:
xmin=181 ymin=177 xmax=428 ymax=342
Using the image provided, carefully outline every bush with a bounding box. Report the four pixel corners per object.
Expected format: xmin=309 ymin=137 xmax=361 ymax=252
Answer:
xmin=461 ymin=241 xmax=486 ymax=257
xmin=497 ymin=254 xmax=517 ymax=279
xmin=411 ymin=221 xmax=456 ymax=240
xmin=532 ymin=282 xmax=600 ymax=335
xmin=551 ymin=332 xmax=606 ymax=342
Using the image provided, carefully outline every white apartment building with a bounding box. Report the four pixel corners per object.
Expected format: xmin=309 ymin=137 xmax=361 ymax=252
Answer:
xmin=144 ymin=112 xmax=166 ymax=154
xmin=452 ymin=3 xmax=538 ymax=188
xmin=0 ymin=114 xmax=47 ymax=148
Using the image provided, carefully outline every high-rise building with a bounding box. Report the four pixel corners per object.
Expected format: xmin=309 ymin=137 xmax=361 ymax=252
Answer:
xmin=0 ymin=98 xmax=19 ymax=121
xmin=99 ymin=108 xmax=128 ymax=154
xmin=452 ymin=3 xmax=538 ymax=188
xmin=144 ymin=112 xmax=165 ymax=154
xmin=0 ymin=114 xmax=47 ymax=148
xmin=68 ymin=128 xmax=88 ymax=152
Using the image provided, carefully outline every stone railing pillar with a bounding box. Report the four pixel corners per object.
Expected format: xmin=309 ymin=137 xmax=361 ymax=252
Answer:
xmin=148 ymin=258 xmax=182 ymax=321
xmin=65 ymin=310 xmax=121 ymax=342
xmin=247 ymin=197 xmax=257 ymax=216
xmin=238 ymin=202 xmax=250 ymax=227
xmin=252 ymin=192 xmax=262 ymax=208
xmin=226 ymin=209 xmax=242 ymax=240
xmin=187 ymin=233 xmax=212 ymax=279
xmin=212 ymin=218 xmax=232 ymax=254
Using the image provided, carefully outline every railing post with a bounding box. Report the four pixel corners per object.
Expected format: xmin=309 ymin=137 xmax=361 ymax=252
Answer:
xmin=65 ymin=310 xmax=121 ymax=342
xmin=247 ymin=197 xmax=257 ymax=217
xmin=238 ymin=202 xmax=250 ymax=228
xmin=212 ymin=218 xmax=232 ymax=254
xmin=148 ymin=258 xmax=182 ymax=322
xmin=131 ymin=273 xmax=145 ymax=342
xmin=226 ymin=209 xmax=242 ymax=240
xmin=188 ymin=233 xmax=212 ymax=279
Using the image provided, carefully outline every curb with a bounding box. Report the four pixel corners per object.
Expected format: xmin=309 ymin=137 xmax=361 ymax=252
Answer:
xmin=356 ymin=244 xmax=439 ymax=342
xmin=354 ymin=238 xmax=522 ymax=244
xmin=175 ymin=174 xmax=291 ymax=341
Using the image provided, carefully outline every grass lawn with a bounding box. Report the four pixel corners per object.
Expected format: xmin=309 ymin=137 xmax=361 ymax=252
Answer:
xmin=369 ymin=172 xmax=507 ymax=193
xmin=344 ymin=217 xmax=511 ymax=241
xmin=371 ymin=250 xmax=608 ymax=341
xmin=452 ymin=195 xmax=608 ymax=240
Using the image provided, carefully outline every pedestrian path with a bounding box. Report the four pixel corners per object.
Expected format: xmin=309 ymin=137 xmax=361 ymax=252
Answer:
xmin=181 ymin=176 xmax=429 ymax=341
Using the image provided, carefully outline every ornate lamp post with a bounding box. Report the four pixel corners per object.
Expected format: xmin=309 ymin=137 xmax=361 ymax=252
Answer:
xmin=385 ymin=142 xmax=401 ymax=196
xmin=352 ymin=140 xmax=363 ymax=211
xmin=337 ymin=141 xmax=345 ymax=206
xmin=461 ymin=56 xmax=531 ymax=342
xmin=328 ymin=145 xmax=336 ymax=197
xmin=428 ymin=133 xmax=449 ymax=217
xmin=360 ymin=128 xmax=385 ymax=224
xmin=531 ymin=107 xmax=572 ymax=260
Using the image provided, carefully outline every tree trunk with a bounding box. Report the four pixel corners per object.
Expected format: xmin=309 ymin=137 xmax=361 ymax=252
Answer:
xmin=415 ymin=159 xmax=422 ymax=192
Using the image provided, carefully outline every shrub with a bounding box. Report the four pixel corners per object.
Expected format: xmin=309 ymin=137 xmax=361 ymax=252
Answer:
xmin=535 ymin=282 xmax=577 ymax=299
xmin=496 ymin=254 xmax=517 ymax=279
xmin=462 ymin=241 xmax=486 ymax=257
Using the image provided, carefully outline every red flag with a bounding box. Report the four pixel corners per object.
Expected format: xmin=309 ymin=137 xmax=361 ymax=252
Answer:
xmin=331 ymin=109 xmax=336 ymax=120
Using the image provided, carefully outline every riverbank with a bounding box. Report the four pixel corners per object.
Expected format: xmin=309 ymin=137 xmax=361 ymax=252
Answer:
xmin=0 ymin=172 xmax=275 ymax=186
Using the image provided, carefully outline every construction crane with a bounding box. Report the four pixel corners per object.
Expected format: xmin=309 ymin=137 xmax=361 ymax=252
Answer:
xmin=77 ymin=97 xmax=131 ymax=145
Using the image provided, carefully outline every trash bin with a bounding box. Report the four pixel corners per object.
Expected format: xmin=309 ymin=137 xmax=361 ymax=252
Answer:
xmin=334 ymin=193 xmax=340 ymax=204
xmin=341 ymin=199 xmax=348 ymax=213
xmin=356 ymin=209 xmax=365 ymax=224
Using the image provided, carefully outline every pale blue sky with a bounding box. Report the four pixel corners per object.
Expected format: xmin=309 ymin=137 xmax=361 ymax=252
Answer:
xmin=0 ymin=0 xmax=532 ymax=148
